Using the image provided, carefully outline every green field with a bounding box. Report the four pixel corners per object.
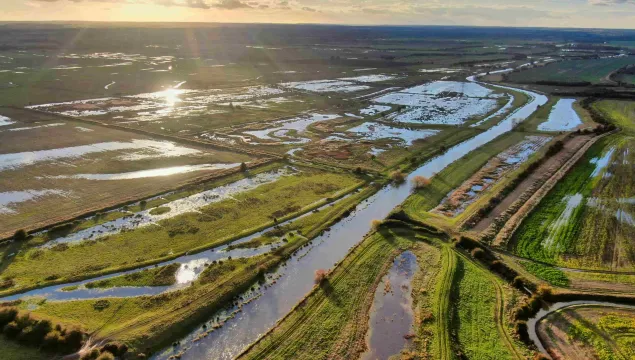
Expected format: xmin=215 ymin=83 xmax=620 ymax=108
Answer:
xmin=403 ymin=131 xmax=535 ymax=230
xmin=82 ymin=263 xmax=179 ymax=289
xmin=507 ymin=56 xmax=635 ymax=84
xmin=0 ymin=166 xmax=363 ymax=294
xmin=16 ymin=184 xmax=375 ymax=354
xmin=238 ymin=226 xmax=433 ymax=360
xmin=512 ymin=135 xmax=635 ymax=270
xmin=0 ymin=337 xmax=49 ymax=360
xmin=540 ymin=306 xmax=635 ymax=360
xmin=512 ymin=99 xmax=635 ymax=270
xmin=450 ymin=255 xmax=516 ymax=359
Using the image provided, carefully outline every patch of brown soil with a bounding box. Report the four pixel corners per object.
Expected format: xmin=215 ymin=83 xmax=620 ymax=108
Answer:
xmin=537 ymin=317 xmax=596 ymax=360
xmin=473 ymin=135 xmax=592 ymax=235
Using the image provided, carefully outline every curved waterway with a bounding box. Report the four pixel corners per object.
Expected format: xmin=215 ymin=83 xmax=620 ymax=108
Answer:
xmin=2 ymin=77 xmax=547 ymax=359
xmin=0 ymin=194 xmax=352 ymax=303
xmin=527 ymin=301 xmax=635 ymax=357
xmin=149 ymin=79 xmax=547 ymax=359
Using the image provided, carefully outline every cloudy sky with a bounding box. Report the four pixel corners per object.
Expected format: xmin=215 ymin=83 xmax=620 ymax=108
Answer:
xmin=2 ymin=0 xmax=635 ymax=28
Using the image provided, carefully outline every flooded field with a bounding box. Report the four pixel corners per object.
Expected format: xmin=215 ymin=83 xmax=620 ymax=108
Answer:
xmin=434 ymin=135 xmax=551 ymax=217
xmin=513 ymin=136 xmax=635 ymax=270
xmin=42 ymin=167 xmax=293 ymax=247
xmin=3 ymin=23 xmax=633 ymax=360
xmin=373 ymin=81 xmax=503 ymax=125
xmin=538 ymin=99 xmax=583 ymax=132
xmin=361 ymin=251 xmax=418 ymax=360
xmin=0 ymin=110 xmax=257 ymax=238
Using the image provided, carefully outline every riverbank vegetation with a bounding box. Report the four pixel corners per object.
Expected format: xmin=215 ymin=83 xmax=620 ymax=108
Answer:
xmin=1 ymin=166 xmax=364 ymax=294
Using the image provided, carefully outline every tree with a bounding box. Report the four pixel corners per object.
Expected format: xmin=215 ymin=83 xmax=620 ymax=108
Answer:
xmin=390 ymin=171 xmax=406 ymax=184
xmin=411 ymin=175 xmax=431 ymax=189
xmin=314 ymin=269 xmax=328 ymax=284
xmin=13 ymin=229 xmax=27 ymax=242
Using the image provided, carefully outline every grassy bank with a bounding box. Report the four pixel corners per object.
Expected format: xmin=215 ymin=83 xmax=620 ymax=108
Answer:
xmin=238 ymin=226 xmax=442 ymax=360
xmin=403 ymin=131 xmax=531 ymax=230
xmin=450 ymin=255 xmax=516 ymax=359
xmin=511 ymin=134 xmax=635 ymax=270
xmin=1 ymin=167 xmax=363 ymax=293
xmin=20 ymin=184 xmax=377 ymax=354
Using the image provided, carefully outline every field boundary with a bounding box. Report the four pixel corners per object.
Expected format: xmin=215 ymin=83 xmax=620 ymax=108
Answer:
xmin=492 ymin=130 xmax=615 ymax=247
xmin=0 ymin=158 xmax=275 ymax=241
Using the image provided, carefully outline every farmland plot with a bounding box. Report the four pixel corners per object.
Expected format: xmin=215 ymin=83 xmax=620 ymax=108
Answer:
xmin=0 ymin=108 xmax=257 ymax=238
xmin=512 ymin=136 xmax=635 ymax=271
xmin=538 ymin=306 xmax=635 ymax=360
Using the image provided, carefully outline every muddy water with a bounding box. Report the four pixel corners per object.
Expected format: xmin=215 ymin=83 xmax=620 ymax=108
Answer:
xmin=527 ymin=301 xmax=635 ymax=356
xmin=361 ymin=251 xmax=418 ymax=360
xmin=152 ymin=80 xmax=547 ymax=360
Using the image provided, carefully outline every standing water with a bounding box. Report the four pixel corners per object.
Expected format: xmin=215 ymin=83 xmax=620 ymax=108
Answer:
xmin=361 ymin=251 xmax=418 ymax=360
xmin=153 ymin=79 xmax=547 ymax=360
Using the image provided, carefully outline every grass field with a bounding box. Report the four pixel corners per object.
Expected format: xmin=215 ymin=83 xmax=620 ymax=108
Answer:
xmin=0 ymin=336 xmax=49 ymax=360
xmin=1 ymin=166 xmax=363 ymax=293
xmin=17 ymin=184 xmax=375 ymax=354
xmin=506 ymin=56 xmax=635 ymax=84
xmin=539 ymin=306 xmax=635 ymax=360
xmin=403 ymin=131 xmax=535 ymax=230
xmin=83 ymin=263 xmax=179 ymax=289
xmin=592 ymin=100 xmax=635 ymax=134
xmin=238 ymin=227 xmax=432 ymax=360
xmin=511 ymin=134 xmax=635 ymax=271
xmin=519 ymin=261 xmax=569 ymax=287
xmin=450 ymin=254 xmax=516 ymax=359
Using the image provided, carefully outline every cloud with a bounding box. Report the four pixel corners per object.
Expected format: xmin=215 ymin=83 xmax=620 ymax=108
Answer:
xmin=301 ymin=6 xmax=317 ymax=12
xmin=589 ymin=0 xmax=635 ymax=5
xmin=212 ymin=0 xmax=250 ymax=8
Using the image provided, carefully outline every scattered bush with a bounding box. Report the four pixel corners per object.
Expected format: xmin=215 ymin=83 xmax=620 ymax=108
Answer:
xmin=411 ymin=175 xmax=431 ymax=189
xmin=470 ymin=247 xmax=485 ymax=260
xmin=314 ymin=269 xmax=328 ymax=284
xmin=93 ymin=299 xmax=111 ymax=311
xmin=149 ymin=206 xmax=171 ymax=216
xmin=3 ymin=321 xmax=21 ymax=338
xmin=0 ymin=307 xmax=18 ymax=327
xmin=390 ymin=170 xmax=406 ymax=184
xmin=13 ymin=229 xmax=28 ymax=241
xmin=97 ymin=352 xmax=115 ymax=360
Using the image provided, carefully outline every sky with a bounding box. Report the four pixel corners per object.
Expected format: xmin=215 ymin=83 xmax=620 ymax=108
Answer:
xmin=2 ymin=0 xmax=635 ymax=29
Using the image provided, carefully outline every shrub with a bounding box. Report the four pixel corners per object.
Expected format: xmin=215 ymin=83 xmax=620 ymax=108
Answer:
xmin=314 ymin=269 xmax=328 ymax=284
xmin=81 ymin=348 xmax=101 ymax=360
xmin=470 ymin=247 xmax=485 ymax=260
xmin=411 ymin=175 xmax=431 ymax=189
xmin=3 ymin=321 xmax=21 ymax=338
xmin=371 ymin=219 xmax=383 ymax=230
xmin=514 ymin=320 xmax=529 ymax=342
xmin=97 ymin=352 xmax=115 ymax=360
xmin=93 ymin=300 xmax=111 ymax=311
xmin=0 ymin=307 xmax=18 ymax=327
xmin=240 ymin=162 xmax=248 ymax=172
xmin=42 ymin=330 xmax=63 ymax=352
xmin=13 ymin=229 xmax=28 ymax=241
xmin=63 ymin=328 xmax=84 ymax=351
xmin=390 ymin=171 xmax=406 ymax=184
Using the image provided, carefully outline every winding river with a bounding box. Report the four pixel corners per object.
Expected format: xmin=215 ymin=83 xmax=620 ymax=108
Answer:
xmin=150 ymin=78 xmax=548 ymax=359
xmin=3 ymin=76 xmax=549 ymax=360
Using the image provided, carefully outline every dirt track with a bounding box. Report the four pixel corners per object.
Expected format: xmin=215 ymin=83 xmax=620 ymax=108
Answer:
xmin=472 ymin=135 xmax=593 ymax=233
